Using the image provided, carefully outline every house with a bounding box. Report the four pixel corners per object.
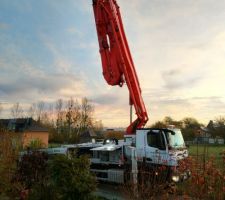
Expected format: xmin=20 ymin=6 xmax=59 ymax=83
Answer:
xmin=194 ymin=127 xmax=210 ymax=144
xmin=80 ymin=129 xmax=97 ymax=143
xmin=0 ymin=118 xmax=49 ymax=147
xmin=194 ymin=121 xmax=224 ymax=144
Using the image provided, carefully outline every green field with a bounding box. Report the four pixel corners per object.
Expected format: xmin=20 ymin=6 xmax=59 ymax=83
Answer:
xmin=188 ymin=144 xmax=225 ymax=168
xmin=188 ymin=144 xmax=225 ymax=157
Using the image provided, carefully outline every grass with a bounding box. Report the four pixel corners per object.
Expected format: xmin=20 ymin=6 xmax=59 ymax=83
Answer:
xmin=188 ymin=144 xmax=225 ymax=157
xmin=188 ymin=144 xmax=225 ymax=168
xmin=48 ymin=143 xmax=61 ymax=148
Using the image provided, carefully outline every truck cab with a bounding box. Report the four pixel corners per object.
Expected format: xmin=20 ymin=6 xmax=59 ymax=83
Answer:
xmin=130 ymin=128 xmax=190 ymax=182
xmin=135 ymin=128 xmax=188 ymax=166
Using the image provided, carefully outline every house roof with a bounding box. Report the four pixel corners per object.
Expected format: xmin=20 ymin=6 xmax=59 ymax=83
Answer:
xmin=200 ymin=126 xmax=210 ymax=132
xmin=81 ymin=129 xmax=97 ymax=137
xmin=0 ymin=118 xmax=48 ymax=133
xmin=206 ymin=120 xmax=225 ymax=129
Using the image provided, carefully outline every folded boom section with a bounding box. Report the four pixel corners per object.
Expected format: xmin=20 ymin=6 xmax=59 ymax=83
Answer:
xmin=92 ymin=0 xmax=148 ymax=134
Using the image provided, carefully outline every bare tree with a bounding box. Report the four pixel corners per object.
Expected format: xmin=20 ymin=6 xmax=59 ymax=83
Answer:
xmin=27 ymin=103 xmax=37 ymax=119
xmin=72 ymin=99 xmax=81 ymax=128
xmin=36 ymin=101 xmax=45 ymax=122
xmin=11 ymin=102 xmax=23 ymax=119
xmin=55 ymin=99 xmax=64 ymax=133
xmin=80 ymin=98 xmax=94 ymax=130
xmin=215 ymin=116 xmax=225 ymax=126
xmin=55 ymin=99 xmax=63 ymax=115
xmin=47 ymin=103 xmax=54 ymax=125
xmin=66 ymin=97 xmax=74 ymax=136
xmin=0 ymin=103 xmax=2 ymax=116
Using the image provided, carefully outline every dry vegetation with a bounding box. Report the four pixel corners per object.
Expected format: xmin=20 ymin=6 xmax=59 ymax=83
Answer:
xmin=0 ymin=131 xmax=23 ymax=199
xmin=122 ymin=145 xmax=225 ymax=200
xmin=0 ymin=130 xmax=98 ymax=200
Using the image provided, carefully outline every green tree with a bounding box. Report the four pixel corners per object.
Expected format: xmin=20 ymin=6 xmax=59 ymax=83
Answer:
xmin=214 ymin=116 xmax=225 ymax=139
xmin=182 ymin=117 xmax=201 ymax=140
xmin=150 ymin=121 xmax=166 ymax=129
xmin=163 ymin=116 xmax=173 ymax=125
xmin=208 ymin=117 xmax=225 ymax=139
xmin=163 ymin=116 xmax=182 ymax=128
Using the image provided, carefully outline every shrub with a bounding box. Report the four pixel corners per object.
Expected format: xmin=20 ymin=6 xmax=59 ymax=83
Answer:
xmin=27 ymin=139 xmax=45 ymax=150
xmin=123 ymin=165 xmax=172 ymax=200
xmin=16 ymin=152 xmax=97 ymax=200
xmin=49 ymin=154 xmax=96 ymax=200
xmin=177 ymin=154 xmax=225 ymax=200
xmin=0 ymin=131 xmax=22 ymax=199
xmin=16 ymin=151 xmax=49 ymax=190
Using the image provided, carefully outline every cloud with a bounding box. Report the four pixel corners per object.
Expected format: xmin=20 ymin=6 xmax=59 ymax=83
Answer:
xmin=116 ymin=0 xmax=225 ymax=124
xmin=90 ymin=87 xmax=132 ymax=127
xmin=0 ymin=72 xmax=86 ymax=103
xmin=40 ymin=34 xmax=73 ymax=73
xmin=92 ymin=93 xmax=119 ymax=105
xmin=146 ymin=95 xmax=225 ymax=125
xmin=161 ymin=68 xmax=201 ymax=90
xmin=94 ymin=104 xmax=129 ymax=127
xmin=0 ymin=0 xmax=225 ymax=127
xmin=0 ymin=47 xmax=88 ymax=104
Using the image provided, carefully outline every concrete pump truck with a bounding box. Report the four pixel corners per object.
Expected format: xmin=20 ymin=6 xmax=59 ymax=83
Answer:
xmin=86 ymin=0 xmax=190 ymax=184
xmin=41 ymin=0 xmax=190 ymax=185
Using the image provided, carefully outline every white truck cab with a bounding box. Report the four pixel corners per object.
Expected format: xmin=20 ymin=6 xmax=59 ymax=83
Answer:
xmin=135 ymin=128 xmax=188 ymax=166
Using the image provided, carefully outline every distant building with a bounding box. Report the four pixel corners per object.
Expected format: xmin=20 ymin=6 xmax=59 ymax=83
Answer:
xmin=103 ymin=127 xmax=125 ymax=132
xmin=0 ymin=118 xmax=49 ymax=147
xmin=80 ymin=129 xmax=97 ymax=143
xmin=194 ymin=127 xmax=210 ymax=144
xmin=194 ymin=121 xmax=224 ymax=144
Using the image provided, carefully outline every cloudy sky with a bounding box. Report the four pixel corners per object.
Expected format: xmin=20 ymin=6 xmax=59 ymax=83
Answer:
xmin=0 ymin=0 xmax=225 ymax=127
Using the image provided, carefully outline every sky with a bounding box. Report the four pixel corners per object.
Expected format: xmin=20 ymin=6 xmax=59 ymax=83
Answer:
xmin=0 ymin=0 xmax=225 ymax=128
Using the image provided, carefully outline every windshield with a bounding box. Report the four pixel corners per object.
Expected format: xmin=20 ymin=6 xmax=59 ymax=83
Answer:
xmin=165 ymin=129 xmax=185 ymax=148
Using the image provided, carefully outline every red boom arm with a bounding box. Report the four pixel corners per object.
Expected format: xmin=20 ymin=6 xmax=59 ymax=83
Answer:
xmin=92 ymin=0 xmax=148 ymax=134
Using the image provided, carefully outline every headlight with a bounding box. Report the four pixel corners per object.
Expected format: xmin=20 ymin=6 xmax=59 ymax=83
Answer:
xmin=187 ymin=170 xmax=191 ymax=178
xmin=172 ymin=175 xmax=180 ymax=182
xmin=182 ymin=173 xmax=188 ymax=180
xmin=187 ymin=170 xmax=191 ymax=177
